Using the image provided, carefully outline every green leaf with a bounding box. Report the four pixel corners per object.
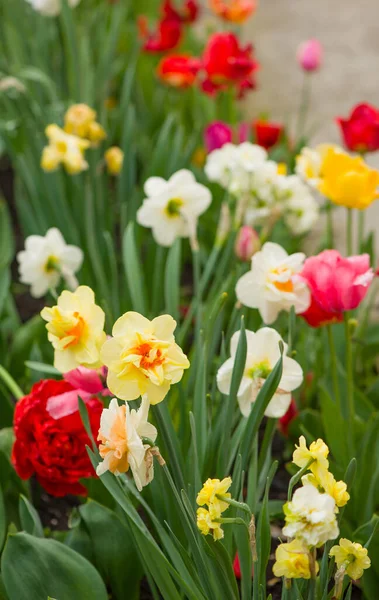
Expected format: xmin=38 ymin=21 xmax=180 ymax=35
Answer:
xmin=164 ymin=239 xmax=181 ymax=321
xmin=79 ymin=500 xmax=142 ymax=600
xmin=0 ymin=483 xmax=6 ymax=552
xmin=1 ymin=533 xmax=108 ymax=600
xmin=319 ymin=385 xmax=349 ymax=466
xmin=0 ymin=200 xmax=14 ymax=269
xmin=24 ymin=362 xmax=60 ymax=375
xmin=18 ymin=495 xmax=44 ymax=538
xmin=122 ymin=223 xmax=147 ymax=314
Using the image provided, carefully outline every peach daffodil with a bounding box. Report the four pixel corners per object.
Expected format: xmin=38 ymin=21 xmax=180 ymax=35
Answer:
xmin=101 ymin=312 xmax=190 ymax=404
xmin=96 ymin=396 xmax=158 ymax=491
xmin=41 ymin=286 xmax=106 ymax=372
xmin=236 ymin=242 xmax=311 ymax=324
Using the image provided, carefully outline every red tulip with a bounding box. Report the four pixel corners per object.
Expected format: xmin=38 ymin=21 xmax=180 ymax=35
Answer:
xmin=233 ymin=554 xmax=254 ymax=579
xmin=209 ymin=0 xmax=256 ymax=23
xmin=336 ymin=103 xmax=379 ymax=153
xmin=201 ymin=32 xmax=259 ymax=97
xmin=157 ymin=54 xmax=202 ymax=88
xmin=253 ymin=119 xmax=283 ymax=149
xmin=138 ymin=14 xmax=182 ymax=53
xmin=163 ymin=0 xmax=200 ymax=23
xmin=299 ymin=250 xmax=374 ymax=327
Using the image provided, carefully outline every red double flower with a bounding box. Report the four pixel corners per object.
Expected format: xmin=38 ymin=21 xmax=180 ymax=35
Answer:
xmin=157 ymin=55 xmax=202 ymax=88
xmin=201 ymin=33 xmax=259 ymax=97
xmin=336 ymin=103 xmax=379 ymax=153
xmin=12 ymin=379 xmax=103 ymax=497
xmin=139 ymin=0 xmax=199 ymax=53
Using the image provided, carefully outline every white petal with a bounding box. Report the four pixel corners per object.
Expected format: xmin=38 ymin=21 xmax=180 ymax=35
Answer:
xmin=264 ymin=392 xmax=291 ymax=418
xmin=280 ymin=357 xmax=303 ymax=392
xmin=216 ymin=358 xmax=234 ymax=395
xmin=144 ymin=177 xmax=167 ymax=197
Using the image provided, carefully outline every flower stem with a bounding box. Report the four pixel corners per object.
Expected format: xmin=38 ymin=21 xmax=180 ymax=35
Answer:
xmin=0 ymin=365 xmax=24 ymax=399
xmin=344 ymin=313 xmax=356 ymax=455
xmin=358 ymin=210 xmax=365 ymax=253
xmin=288 ymin=458 xmax=315 ymax=501
xmin=346 ymin=208 xmax=353 ymax=255
xmin=327 ymin=325 xmax=341 ymax=413
xmin=215 ymin=495 xmax=251 ymax=515
xmin=296 ymin=73 xmax=312 ymax=140
xmin=326 ymin=201 xmax=334 ymax=248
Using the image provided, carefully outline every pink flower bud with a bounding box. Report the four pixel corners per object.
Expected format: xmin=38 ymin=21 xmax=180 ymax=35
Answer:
xmin=204 ymin=121 xmax=232 ymax=153
xmin=235 ymin=226 xmax=260 ymax=262
xmin=297 ymin=39 xmax=323 ymax=72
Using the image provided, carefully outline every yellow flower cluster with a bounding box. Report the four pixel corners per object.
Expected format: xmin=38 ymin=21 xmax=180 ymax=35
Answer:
xmin=329 ymin=538 xmax=371 ymax=581
xmin=41 ymin=287 xmax=190 ymax=406
xmin=297 ymin=144 xmax=379 ymax=209
xmin=273 ymin=436 xmax=350 ymax=581
xmin=105 ymin=146 xmax=124 ymax=176
xmin=196 ymin=477 xmax=232 ymax=541
xmin=41 ymin=104 xmax=107 ymax=175
xmin=293 ymin=436 xmax=350 ymax=509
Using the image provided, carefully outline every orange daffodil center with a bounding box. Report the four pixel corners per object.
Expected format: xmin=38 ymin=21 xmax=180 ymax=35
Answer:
xmin=101 ymin=312 xmax=190 ymax=405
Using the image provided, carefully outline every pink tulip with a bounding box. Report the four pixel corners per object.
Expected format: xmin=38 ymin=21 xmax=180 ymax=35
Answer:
xmin=204 ymin=121 xmax=233 ymax=152
xmin=297 ymin=39 xmax=323 ymax=72
xmin=235 ymin=225 xmax=260 ymax=262
xmin=299 ymin=250 xmax=373 ymax=327
xmin=47 ymin=367 xmax=110 ymax=420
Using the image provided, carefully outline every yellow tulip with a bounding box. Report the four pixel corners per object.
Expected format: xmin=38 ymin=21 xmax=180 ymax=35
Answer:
xmin=41 ymin=285 xmax=106 ymax=372
xmin=101 ymin=312 xmax=190 ymax=404
xmin=318 ymin=147 xmax=379 ymax=209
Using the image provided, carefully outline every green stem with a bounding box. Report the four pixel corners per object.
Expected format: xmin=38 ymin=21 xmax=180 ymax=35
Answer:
xmin=192 ymin=246 xmax=202 ymax=348
xmin=358 ymin=210 xmax=365 ymax=253
xmin=215 ymin=495 xmax=251 ymax=516
xmin=346 ymin=208 xmax=353 ymax=255
xmin=326 ymin=201 xmax=334 ymax=248
xmin=327 ymin=325 xmax=341 ymax=414
xmin=0 ymin=365 xmax=24 ymax=399
xmin=296 ymin=73 xmax=312 ymax=140
xmin=344 ymin=313 xmax=355 ymax=454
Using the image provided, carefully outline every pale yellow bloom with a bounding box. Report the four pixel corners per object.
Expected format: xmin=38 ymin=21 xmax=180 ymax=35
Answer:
xmin=87 ymin=121 xmax=107 ymax=146
xmin=293 ymin=436 xmax=329 ymax=478
xmin=318 ymin=147 xmax=379 ymax=209
xmin=295 ymin=144 xmax=341 ymax=187
xmin=273 ymin=539 xmax=318 ymax=579
xmin=105 ymin=146 xmax=124 ymax=175
xmin=64 ymin=104 xmax=97 ymax=138
xmin=302 ymin=469 xmax=350 ymax=509
xmin=40 ymin=285 xmax=106 ymax=372
xmin=196 ymin=477 xmax=232 ymax=513
xmin=42 ymin=124 xmax=90 ymax=175
xmin=196 ymin=506 xmax=224 ymax=541
xmin=330 ymin=539 xmax=371 ymax=580
xmin=101 ymin=312 xmax=190 ymax=404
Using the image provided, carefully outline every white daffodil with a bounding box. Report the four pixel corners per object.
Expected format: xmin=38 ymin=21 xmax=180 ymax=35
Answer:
xmin=217 ymin=327 xmax=303 ymax=418
xmin=275 ymin=175 xmax=320 ymax=235
xmin=283 ymin=485 xmax=339 ymax=547
xmin=236 ymin=242 xmax=311 ymax=324
xmin=204 ymin=143 xmax=239 ymax=188
xmin=136 ymin=170 xmax=212 ymax=247
xmin=26 ymin=0 xmax=80 ymax=16
xmin=97 ymin=397 xmax=158 ymax=491
xmin=17 ymin=228 xmax=83 ymax=298
xmin=205 ymin=142 xmax=267 ymax=194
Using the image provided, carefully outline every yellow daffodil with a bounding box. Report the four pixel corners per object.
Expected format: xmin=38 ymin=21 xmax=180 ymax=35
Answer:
xmin=101 ymin=312 xmax=190 ymax=404
xmin=318 ymin=147 xmax=379 ymax=209
xmin=64 ymin=104 xmax=97 ymax=138
xmin=41 ymin=285 xmax=106 ymax=372
xmin=64 ymin=103 xmax=107 ymax=147
xmin=273 ymin=539 xmax=318 ymax=579
xmin=105 ymin=146 xmax=124 ymax=175
xmin=196 ymin=506 xmax=224 ymax=541
xmin=196 ymin=477 xmax=232 ymax=513
xmin=330 ymin=539 xmax=371 ymax=580
xmin=41 ymin=124 xmax=90 ymax=174
xmin=295 ymin=144 xmax=341 ymax=187
xmin=302 ymin=469 xmax=350 ymax=509
xmin=292 ymin=436 xmax=329 ymax=478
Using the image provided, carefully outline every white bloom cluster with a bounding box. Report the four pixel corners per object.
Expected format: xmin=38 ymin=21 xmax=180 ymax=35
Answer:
xmin=204 ymin=142 xmax=319 ymax=236
xmin=26 ymin=0 xmax=80 ymax=17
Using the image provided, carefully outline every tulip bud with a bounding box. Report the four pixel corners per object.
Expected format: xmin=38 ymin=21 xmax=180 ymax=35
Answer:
xmin=204 ymin=121 xmax=232 ymax=153
xmin=297 ymin=39 xmax=323 ymax=72
xmin=234 ymin=225 xmax=260 ymax=261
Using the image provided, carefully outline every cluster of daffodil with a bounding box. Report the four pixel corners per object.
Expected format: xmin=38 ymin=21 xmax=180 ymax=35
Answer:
xmin=196 ymin=477 xmax=233 ymax=540
xmin=41 ymin=103 xmax=124 ymax=176
xmin=40 ymin=285 xmax=190 ymax=490
xmin=296 ymin=143 xmax=379 ymax=210
xmin=273 ymin=436 xmax=370 ymax=597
